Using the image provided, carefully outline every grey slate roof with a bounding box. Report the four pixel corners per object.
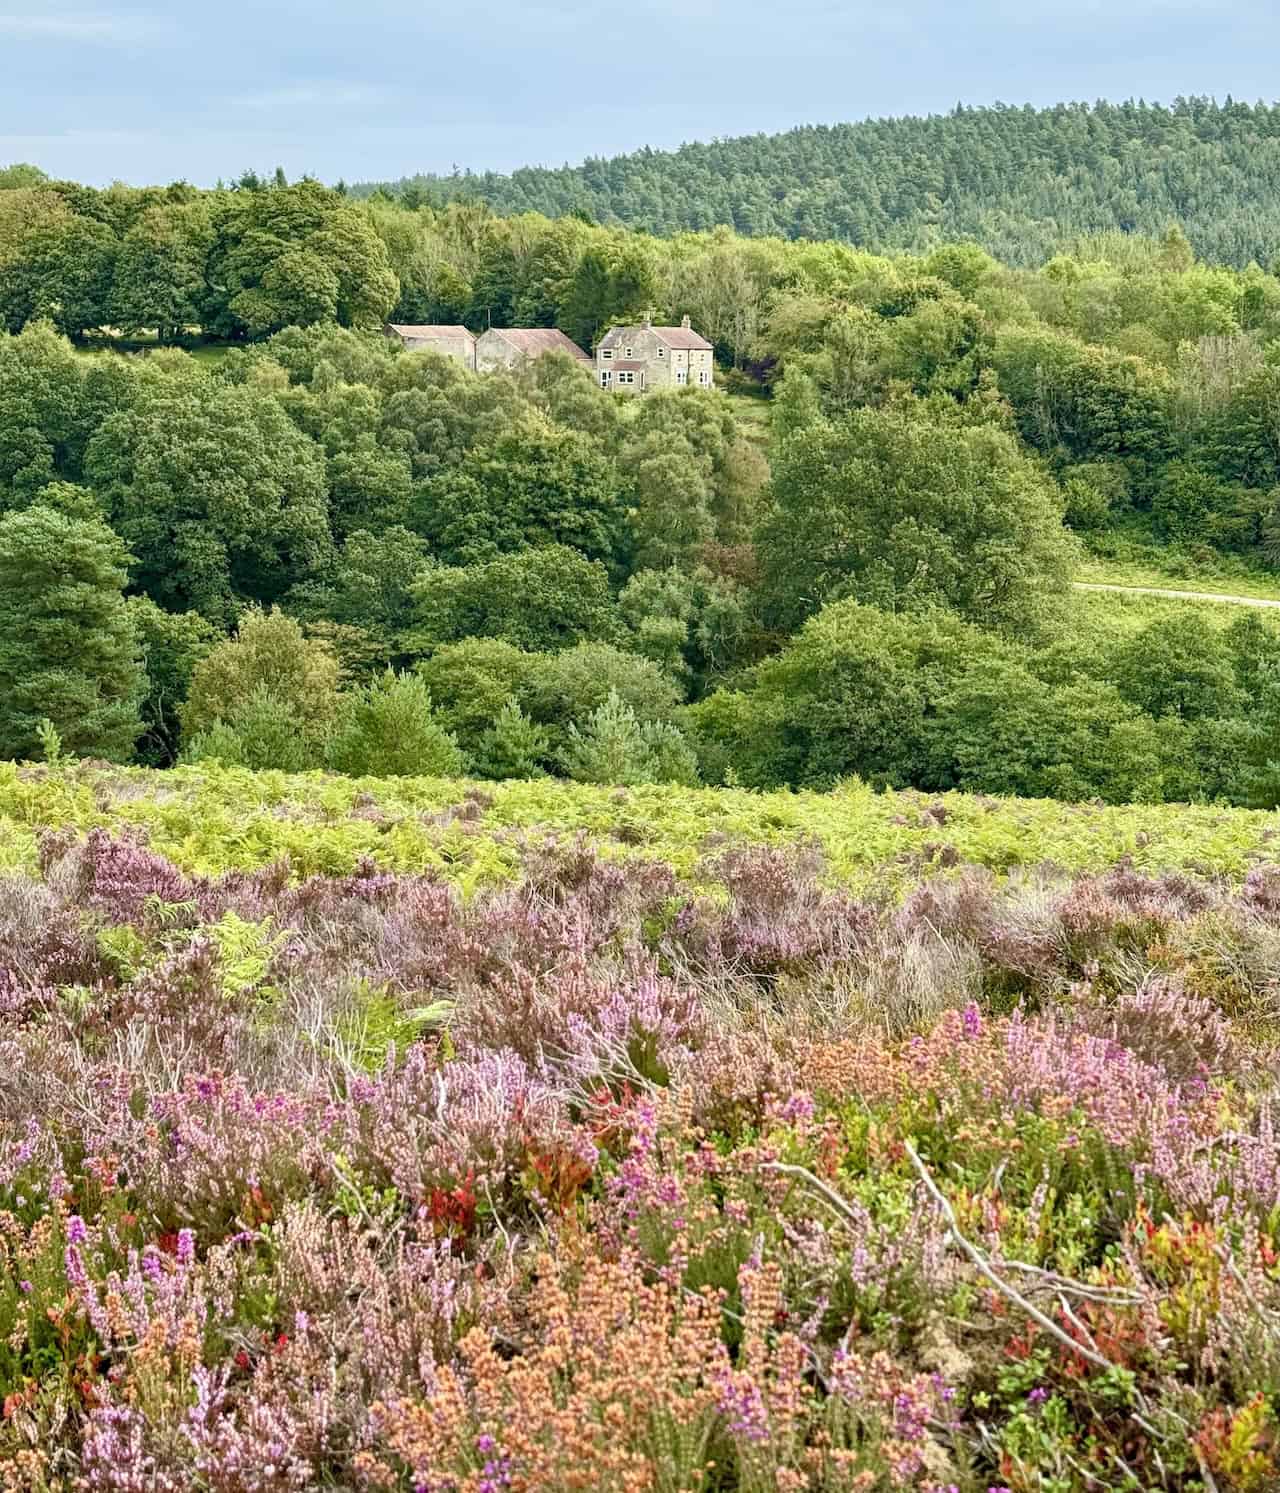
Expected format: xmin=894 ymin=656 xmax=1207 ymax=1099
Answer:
xmin=598 ymin=324 xmax=713 ymax=352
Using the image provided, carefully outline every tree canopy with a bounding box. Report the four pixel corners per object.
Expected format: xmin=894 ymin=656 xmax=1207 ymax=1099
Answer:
xmin=352 ymin=99 xmax=1280 ymax=268
xmin=758 ymin=406 xmax=1078 ymax=636
xmin=0 ymin=502 xmax=143 ymax=761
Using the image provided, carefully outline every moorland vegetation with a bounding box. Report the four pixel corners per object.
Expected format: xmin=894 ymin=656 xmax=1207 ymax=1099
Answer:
xmin=0 ymin=762 xmax=1278 ymax=1486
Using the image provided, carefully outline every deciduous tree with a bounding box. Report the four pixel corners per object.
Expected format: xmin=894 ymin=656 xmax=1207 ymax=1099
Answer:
xmin=0 ymin=503 xmax=143 ymax=761
xmin=85 ymin=382 xmax=332 ymax=621
xmin=758 ymin=405 xmax=1078 ymax=636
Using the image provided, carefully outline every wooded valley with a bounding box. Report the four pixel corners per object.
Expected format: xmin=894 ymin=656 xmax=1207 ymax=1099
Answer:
xmin=6 ymin=152 xmax=1280 ymax=805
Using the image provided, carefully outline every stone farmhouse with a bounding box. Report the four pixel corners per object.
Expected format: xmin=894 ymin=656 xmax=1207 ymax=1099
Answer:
xmin=383 ymin=317 xmax=716 ymax=395
xmin=596 ymin=316 xmax=714 ymax=394
xmin=384 ymin=323 xmax=591 ymax=374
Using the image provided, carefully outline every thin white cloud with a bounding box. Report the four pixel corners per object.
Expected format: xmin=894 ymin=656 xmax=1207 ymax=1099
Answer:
xmin=232 ymin=81 xmax=392 ymax=114
xmin=0 ymin=12 xmax=167 ymax=43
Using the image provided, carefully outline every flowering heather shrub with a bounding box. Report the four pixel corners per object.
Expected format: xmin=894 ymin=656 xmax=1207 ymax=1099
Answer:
xmin=3 ymin=806 xmax=1280 ymax=1486
xmin=50 ymin=826 xmax=196 ymax=923
xmin=669 ymin=845 xmax=879 ymax=988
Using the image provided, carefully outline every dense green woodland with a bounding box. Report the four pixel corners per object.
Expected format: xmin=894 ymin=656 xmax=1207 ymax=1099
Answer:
xmin=8 ymin=160 xmax=1280 ymax=804
xmin=358 ymin=99 xmax=1280 ymax=267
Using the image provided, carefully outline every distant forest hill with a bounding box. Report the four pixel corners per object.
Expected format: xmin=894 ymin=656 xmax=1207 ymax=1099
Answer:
xmin=353 ymin=98 xmax=1280 ymax=268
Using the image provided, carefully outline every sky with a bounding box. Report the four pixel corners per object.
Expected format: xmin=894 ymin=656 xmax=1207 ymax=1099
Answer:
xmin=2 ymin=0 xmax=1279 ymax=187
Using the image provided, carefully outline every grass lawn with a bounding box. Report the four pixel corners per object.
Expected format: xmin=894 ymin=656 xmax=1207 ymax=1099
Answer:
xmin=185 ymin=341 xmax=234 ymax=365
xmin=1071 ymin=585 xmax=1280 ymax=647
xmin=1076 ymin=555 xmax=1280 ymax=602
xmin=72 ymin=334 xmax=235 ymax=364
xmin=720 ymin=387 xmax=771 ymax=446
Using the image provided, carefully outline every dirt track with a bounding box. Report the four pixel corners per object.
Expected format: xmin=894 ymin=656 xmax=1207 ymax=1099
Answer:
xmin=1074 ymin=581 xmax=1280 ymax=610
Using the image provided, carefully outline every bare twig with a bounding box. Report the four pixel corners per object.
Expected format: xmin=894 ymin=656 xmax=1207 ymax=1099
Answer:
xmin=999 ymin=1257 xmax=1142 ymax=1305
xmin=761 ymin=1161 xmax=865 ymax=1229
xmin=898 ymin=1142 xmax=1117 ymax=1373
xmin=765 ymin=1150 xmax=1178 ymax=1446
xmin=1058 ymin=1294 xmax=1106 ymax=1361
xmin=1196 ymin=1447 xmax=1222 ymax=1493
xmin=1216 ymin=1245 xmax=1280 ymax=1343
xmin=481 ymin=1175 xmax=514 ymax=1256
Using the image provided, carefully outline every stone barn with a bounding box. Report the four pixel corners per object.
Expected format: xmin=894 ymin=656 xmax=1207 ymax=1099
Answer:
xmin=384 ymin=324 xmax=477 ymax=368
xmin=475 ymin=326 xmax=592 ymax=373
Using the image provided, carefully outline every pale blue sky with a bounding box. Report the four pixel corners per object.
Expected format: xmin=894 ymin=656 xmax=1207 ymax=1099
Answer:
xmin=1 ymin=1 xmax=1277 ymax=186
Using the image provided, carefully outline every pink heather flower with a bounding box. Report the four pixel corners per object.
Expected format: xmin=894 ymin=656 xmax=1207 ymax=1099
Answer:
xmin=960 ymin=1002 xmax=983 ymax=1039
xmin=18 ymin=1280 xmax=31 ymax=1294
xmin=176 ymin=1228 xmax=196 ymax=1267
xmin=478 ymin=1459 xmax=512 ymax=1492
xmin=64 ymin=1244 xmax=88 ymax=1291
xmin=66 ymin=1214 xmax=87 ymax=1245
xmin=716 ymin=1369 xmax=770 ymax=1444
xmin=779 ymin=1090 xmax=815 ymax=1124
xmin=15 ymin=1121 xmax=38 ymax=1166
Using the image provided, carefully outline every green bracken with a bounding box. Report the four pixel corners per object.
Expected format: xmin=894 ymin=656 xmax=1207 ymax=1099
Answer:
xmin=2 ymin=760 xmax=1277 ymax=892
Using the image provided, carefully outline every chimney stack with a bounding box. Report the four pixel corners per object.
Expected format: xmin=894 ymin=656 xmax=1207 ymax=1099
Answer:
xmin=681 ymin=314 xmax=691 ymax=329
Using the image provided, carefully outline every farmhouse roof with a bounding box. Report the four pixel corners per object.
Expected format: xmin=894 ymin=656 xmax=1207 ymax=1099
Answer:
xmin=486 ymin=327 xmax=591 ymax=362
xmin=651 ymin=326 xmax=713 ymax=350
xmin=386 ymin=323 xmax=475 ymax=339
xmin=598 ymin=318 xmax=713 ymax=352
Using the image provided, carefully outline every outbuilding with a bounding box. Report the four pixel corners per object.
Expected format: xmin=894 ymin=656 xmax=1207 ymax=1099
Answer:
xmin=475 ymin=326 xmax=592 ymax=373
xmin=383 ymin=324 xmax=477 ymax=368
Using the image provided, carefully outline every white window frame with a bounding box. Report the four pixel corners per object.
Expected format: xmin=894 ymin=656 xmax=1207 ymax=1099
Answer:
xmin=600 ymin=369 xmax=612 ymax=387
xmin=624 ymin=346 xmax=633 ymax=358
xmin=656 ymin=345 xmax=665 ymax=357
xmin=601 ymin=348 xmax=613 ymax=360
xmin=676 ymin=369 xmax=687 ymax=385
xmin=698 ymin=369 xmax=710 ymax=386
xmin=617 ymin=370 xmax=636 ymax=384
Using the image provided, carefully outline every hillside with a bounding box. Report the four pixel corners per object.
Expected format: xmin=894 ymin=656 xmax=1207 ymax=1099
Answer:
xmin=357 ymin=97 xmax=1280 ymax=266
xmin=3 ymin=760 xmax=1280 ymax=1485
